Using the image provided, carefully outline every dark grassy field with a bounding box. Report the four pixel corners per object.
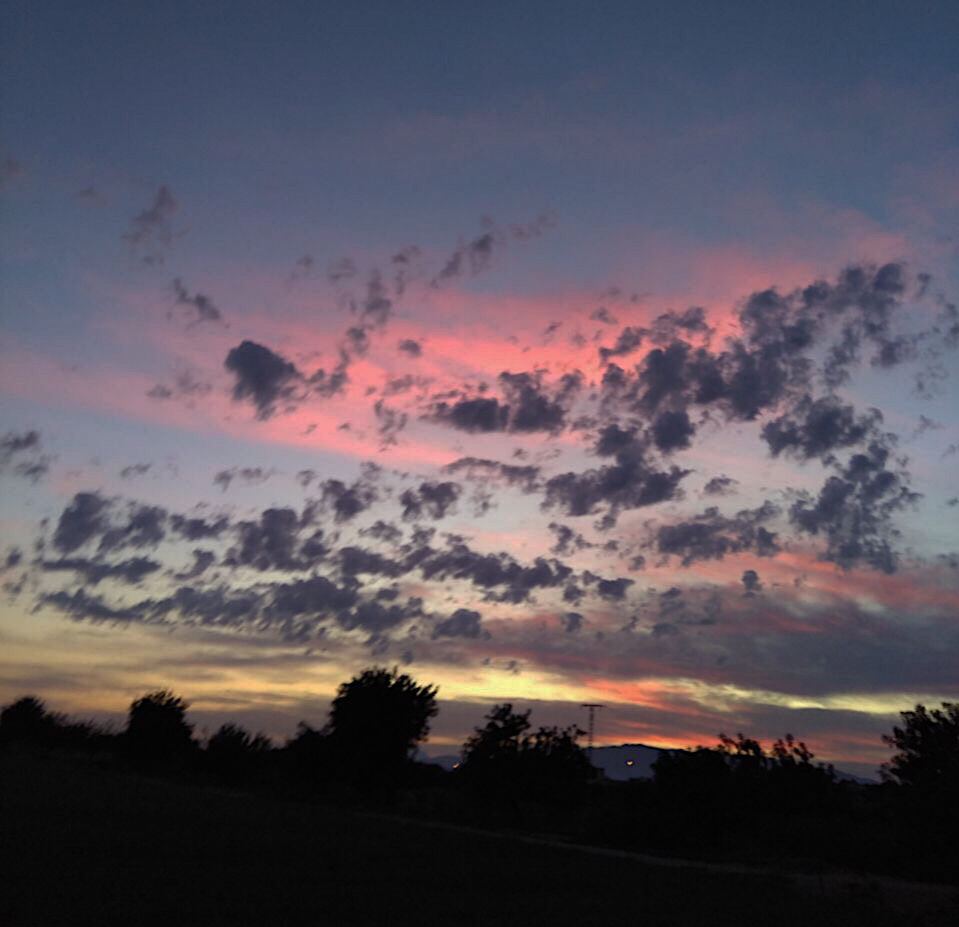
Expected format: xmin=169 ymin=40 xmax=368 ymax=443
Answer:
xmin=1 ymin=752 xmax=956 ymax=927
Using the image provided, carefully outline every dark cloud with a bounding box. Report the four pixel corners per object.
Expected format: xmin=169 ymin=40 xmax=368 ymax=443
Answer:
xmin=356 ymin=271 xmax=393 ymax=328
xmin=337 ymin=546 xmax=403 ymax=578
xmin=97 ymin=503 xmax=167 ymax=553
xmin=398 ymin=338 xmax=422 ymax=357
xmin=171 ymin=278 xmax=223 ymax=326
xmin=175 ymin=549 xmax=216 ymax=580
xmin=703 ymin=475 xmax=738 ymax=496
xmin=654 ymin=503 xmax=780 ymax=566
xmin=226 ymin=508 xmax=316 ymax=572
xmin=587 ymin=575 xmax=634 ymax=600
xmin=544 ymin=427 xmax=689 ymax=527
xmin=430 ymin=217 xmax=552 ymax=288
xmin=507 ymin=214 xmax=554 ymax=241
xmin=213 ymin=467 xmax=274 ymax=492
xmin=499 ymin=370 xmax=581 ymax=434
xmin=597 ymin=264 xmax=936 ymax=435
xmin=400 ymin=481 xmax=462 ymax=521
xmin=0 ymin=430 xmax=40 ymax=456
xmin=648 ymin=306 xmax=712 ymax=344
xmin=327 ymin=257 xmax=357 ymax=284
xmin=150 ymin=584 xmax=267 ymax=631
xmin=413 ymin=537 xmax=572 ymax=604
xmin=373 ymin=400 xmax=408 ymax=447
xmin=225 ymin=338 xmax=350 ymax=419
xmin=119 ymin=463 xmax=152 ymax=479
xmin=432 ymin=608 xmax=484 ymax=639
xmin=599 ymin=326 xmax=646 ymax=364
xmin=429 ymin=396 xmax=509 ymax=433
xmin=296 ymin=469 xmax=317 ymax=488
xmin=146 ymin=369 xmax=212 ymax=404
xmin=170 ymin=513 xmax=230 ymax=541
xmin=53 ymin=493 xmax=111 ymax=553
xmin=40 ymin=588 xmax=151 ymax=624
xmin=7 ymin=460 xmax=48 ymax=483
xmin=345 ymin=325 xmax=370 ymax=358
xmin=548 ymin=522 xmax=591 ymax=556
xmin=433 ymin=232 xmax=495 ymax=286
xmin=912 ymin=415 xmax=941 ymax=439
xmin=391 ymin=245 xmax=422 ymax=296
xmin=762 ymin=397 xmax=883 ymax=462
xmin=0 ymin=430 xmax=50 ymax=482
xmin=361 ymin=520 xmax=404 ymax=544
xmin=789 ymin=443 xmax=919 ymax=573
xmin=224 ymin=341 xmax=306 ymax=419
xmin=340 ymin=598 xmax=421 ymax=635
xmin=561 ymin=611 xmax=584 ymax=633
xmin=381 ymin=374 xmax=432 ymax=398
xmin=123 ymin=185 xmax=177 ymax=265
xmin=651 ymin=409 xmax=695 ymax=453
xmin=266 ymin=575 xmax=358 ymax=623
xmin=741 ymin=569 xmax=762 ymax=596
xmin=443 ymin=457 xmax=541 ymax=492
xmin=590 ymin=306 xmax=618 ymax=325
xmin=41 ymin=556 xmax=161 ymax=585
xmin=289 ymin=254 xmax=315 ymax=281
xmin=320 ymin=476 xmax=378 ymax=523
xmin=429 ymin=371 xmax=581 ymax=435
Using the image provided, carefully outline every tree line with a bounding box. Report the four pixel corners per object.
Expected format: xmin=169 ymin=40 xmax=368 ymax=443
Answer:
xmin=2 ymin=668 xmax=957 ymax=882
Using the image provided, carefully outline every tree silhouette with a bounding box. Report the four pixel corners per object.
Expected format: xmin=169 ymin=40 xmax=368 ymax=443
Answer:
xmin=327 ymin=667 xmax=438 ymax=790
xmin=285 ymin=721 xmax=334 ymax=785
xmin=125 ymin=689 xmax=195 ymax=769
xmin=882 ymin=702 xmax=959 ymax=791
xmin=653 ymin=746 xmax=730 ymax=801
xmin=0 ymin=696 xmax=53 ymax=746
xmin=460 ymin=703 xmax=590 ymax=804
xmin=0 ymin=695 xmax=99 ymax=750
xmin=461 ymin=703 xmax=531 ymax=767
xmin=206 ymin=723 xmax=271 ymax=782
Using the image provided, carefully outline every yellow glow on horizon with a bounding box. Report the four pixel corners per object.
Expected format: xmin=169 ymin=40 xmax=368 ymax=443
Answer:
xmin=0 ymin=601 xmax=945 ymax=752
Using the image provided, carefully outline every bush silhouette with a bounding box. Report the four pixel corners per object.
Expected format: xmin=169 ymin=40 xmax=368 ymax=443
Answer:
xmin=653 ymin=745 xmax=730 ymax=801
xmin=326 ymin=667 xmax=438 ymax=791
xmin=653 ymin=732 xmax=836 ymax=823
xmin=285 ymin=721 xmax=335 ymax=785
xmin=0 ymin=695 xmax=101 ymax=751
xmin=206 ymin=723 xmax=271 ymax=782
xmin=882 ymin=702 xmax=959 ymax=792
xmin=460 ymin=703 xmax=590 ymax=804
xmin=125 ymin=689 xmax=196 ymax=769
xmin=0 ymin=696 xmax=54 ymax=746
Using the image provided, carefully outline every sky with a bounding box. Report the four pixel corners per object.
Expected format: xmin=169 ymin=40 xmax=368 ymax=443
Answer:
xmin=1 ymin=0 xmax=958 ymax=777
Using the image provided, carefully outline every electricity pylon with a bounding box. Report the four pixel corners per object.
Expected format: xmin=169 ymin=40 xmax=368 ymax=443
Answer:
xmin=581 ymin=703 xmax=605 ymax=762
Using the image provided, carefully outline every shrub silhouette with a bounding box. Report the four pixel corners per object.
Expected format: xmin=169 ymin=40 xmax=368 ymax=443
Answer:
xmin=326 ymin=667 xmax=438 ymax=791
xmin=653 ymin=745 xmax=730 ymax=801
xmin=460 ymin=703 xmax=590 ymax=804
xmin=882 ymin=702 xmax=959 ymax=792
xmin=654 ymin=732 xmax=836 ymax=820
xmin=0 ymin=696 xmax=54 ymax=746
xmin=125 ymin=689 xmax=195 ymax=769
xmin=285 ymin=721 xmax=335 ymax=785
xmin=0 ymin=695 xmax=101 ymax=750
xmin=206 ymin=723 xmax=271 ymax=782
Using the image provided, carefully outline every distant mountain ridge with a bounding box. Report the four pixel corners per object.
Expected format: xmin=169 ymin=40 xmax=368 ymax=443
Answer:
xmin=589 ymin=743 xmax=668 ymax=780
xmin=419 ymin=743 xmax=668 ymax=779
xmin=421 ymin=743 xmax=877 ymax=783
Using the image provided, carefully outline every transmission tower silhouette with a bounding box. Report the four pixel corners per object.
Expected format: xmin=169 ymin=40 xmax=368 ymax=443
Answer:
xmin=581 ymin=703 xmax=605 ymax=761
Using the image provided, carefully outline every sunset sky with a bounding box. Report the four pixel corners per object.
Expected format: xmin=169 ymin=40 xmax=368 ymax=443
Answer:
xmin=2 ymin=1 xmax=958 ymax=777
